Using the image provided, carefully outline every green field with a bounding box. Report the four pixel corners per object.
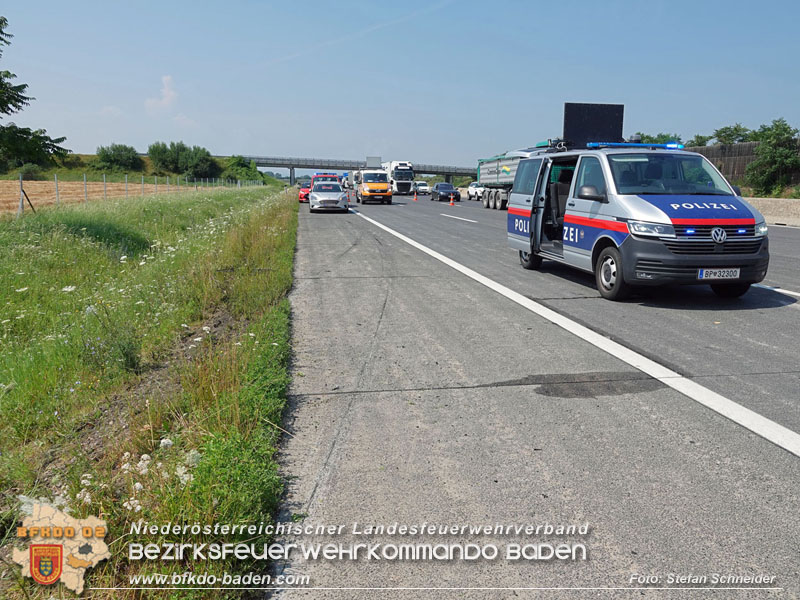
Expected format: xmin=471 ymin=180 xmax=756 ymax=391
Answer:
xmin=0 ymin=184 xmax=299 ymax=598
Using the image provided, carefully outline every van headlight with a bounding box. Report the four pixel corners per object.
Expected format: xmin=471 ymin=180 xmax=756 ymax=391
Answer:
xmin=755 ymin=221 xmax=768 ymax=237
xmin=628 ymin=221 xmax=675 ymax=238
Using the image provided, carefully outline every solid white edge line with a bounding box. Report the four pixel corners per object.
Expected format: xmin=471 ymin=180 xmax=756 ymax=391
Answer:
xmin=754 ymin=283 xmax=800 ymax=298
xmin=351 ymin=209 xmax=800 ymax=458
xmin=440 ymin=213 xmax=478 ymax=223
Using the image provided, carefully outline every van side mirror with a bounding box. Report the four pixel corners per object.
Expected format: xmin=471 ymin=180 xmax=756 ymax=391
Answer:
xmin=578 ymin=185 xmax=606 ymax=202
xmin=732 ymin=185 xmax=742 ymax=196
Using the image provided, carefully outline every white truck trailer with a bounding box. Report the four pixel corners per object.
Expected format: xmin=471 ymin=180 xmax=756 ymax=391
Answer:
xmin=382 ymin=160 xmax=415 ymax=195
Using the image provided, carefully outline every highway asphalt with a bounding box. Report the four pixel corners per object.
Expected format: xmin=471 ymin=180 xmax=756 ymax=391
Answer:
xmin=273 ymin=193 xmax=800 ymax=598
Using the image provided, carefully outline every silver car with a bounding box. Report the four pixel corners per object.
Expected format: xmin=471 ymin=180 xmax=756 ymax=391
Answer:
xmin=309 ymin=182 xmax=349 ymax=213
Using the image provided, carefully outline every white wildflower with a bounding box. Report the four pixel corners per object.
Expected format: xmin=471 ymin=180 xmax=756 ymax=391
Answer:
xmin=202 ymin=326 xmax=211 ymax=332
xmin=15 ymin=287 xmax=28 ymax=293
xmin=61 ymin=285 xmax=76 ymax=292
xmin=185 ymin=449 xmax=201 ymax=466
xmin=159 ymin=438 xmax=174 ymax=449
xmin=79 ymin=473 xmax=93 ymax=487
xmin=175 ymin=465 xmax=193 ymax=486
xmin=76 ymin=489 xmax=92 ymax=505
xmin=193 ymin=337 xmax=202 ymax=342
xmin=133 ymin=482 xmax=144 ymax=493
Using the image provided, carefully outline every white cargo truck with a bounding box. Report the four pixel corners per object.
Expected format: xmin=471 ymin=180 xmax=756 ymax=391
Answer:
xmin=382 ymin=160 xmax=415 ymax=195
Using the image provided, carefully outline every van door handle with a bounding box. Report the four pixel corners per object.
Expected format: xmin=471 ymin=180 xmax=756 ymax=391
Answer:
xmin=567 ymin=201 xmax=576 ymax=207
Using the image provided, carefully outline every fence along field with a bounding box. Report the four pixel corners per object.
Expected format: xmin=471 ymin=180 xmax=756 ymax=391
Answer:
xmin=0 ymin=176 xmax=264 ymax=214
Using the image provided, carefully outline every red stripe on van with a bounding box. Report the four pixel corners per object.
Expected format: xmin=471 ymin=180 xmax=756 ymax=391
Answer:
xmin=507 ymin=207 xmax=531 ymax=217
xmin=564 ymin=215 xmax=629 ymax=233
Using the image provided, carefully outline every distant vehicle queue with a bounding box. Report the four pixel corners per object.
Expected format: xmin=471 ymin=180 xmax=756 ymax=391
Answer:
xmin=299 ymin=161 xmax=467 ymax=209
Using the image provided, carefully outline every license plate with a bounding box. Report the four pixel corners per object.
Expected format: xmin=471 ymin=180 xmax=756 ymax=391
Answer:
xmin=698 ymin=268 xmax=740 ymax=280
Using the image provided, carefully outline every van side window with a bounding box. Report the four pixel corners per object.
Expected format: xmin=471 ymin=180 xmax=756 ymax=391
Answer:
xmin=512 ymin=159 xmax=542 ymax=195
xmin=575 ymin=156 xmax=607 ymax=195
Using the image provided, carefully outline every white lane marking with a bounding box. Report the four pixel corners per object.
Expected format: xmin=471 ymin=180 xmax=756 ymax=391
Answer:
xmin=754 ymin=283 xmax=800 ymax=298
xmin=440 ymin=214 xmax=478 ymax=223
xmin=351 ymin=209 xmax=800 ymax=458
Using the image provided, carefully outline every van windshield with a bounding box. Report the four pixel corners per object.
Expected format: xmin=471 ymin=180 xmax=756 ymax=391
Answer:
xmin=363 ymin=172 xmax=387 ymax=183
xmin=607 ymin=153 xmax=733 ymax=196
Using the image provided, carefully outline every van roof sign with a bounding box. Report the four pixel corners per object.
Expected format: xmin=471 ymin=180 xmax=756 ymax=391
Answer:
xmin=563 ymin=103 xmax=624 ymax=149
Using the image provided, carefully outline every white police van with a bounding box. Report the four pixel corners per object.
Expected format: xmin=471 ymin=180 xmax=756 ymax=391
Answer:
xmin=507 ymin=142 xmax=770 ymax=300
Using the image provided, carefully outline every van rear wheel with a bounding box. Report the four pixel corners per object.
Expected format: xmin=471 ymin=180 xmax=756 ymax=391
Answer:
xmin=595 ymin=247 xmax=631 ymax=300
xmin=519 ymin=250 xmax=542 ymax=270
xmin=710 ymin=283 xmax=751 ymax=298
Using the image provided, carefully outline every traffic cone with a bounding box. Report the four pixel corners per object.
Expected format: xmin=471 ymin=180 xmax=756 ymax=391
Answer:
xmin=449 ymin=193 xmax=454 ymax=206
xmin=413 ymin=190 xmax=418 ymax=202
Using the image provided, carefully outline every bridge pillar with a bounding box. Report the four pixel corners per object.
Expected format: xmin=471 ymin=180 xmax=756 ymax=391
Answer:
xmin=444 ymin=174 xmax=453 ymax=184
xmin=289 ymin=167 xmax=296 ymax=186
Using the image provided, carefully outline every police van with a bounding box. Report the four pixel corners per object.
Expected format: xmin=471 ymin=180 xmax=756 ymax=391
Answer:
xmin=506 ymin=141 xmax=770 ymax=300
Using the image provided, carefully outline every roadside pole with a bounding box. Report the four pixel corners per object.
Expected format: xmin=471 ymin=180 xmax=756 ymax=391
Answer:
xmin=17 ymin=173 xmax=23 ymax=218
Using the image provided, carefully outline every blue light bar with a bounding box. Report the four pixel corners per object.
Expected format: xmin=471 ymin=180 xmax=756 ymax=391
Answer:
xmin=737 ymin=228 xmax=747 ymax=234
xmin=685 ymin=228 xmax=696 ymax=234
xmin=587 ymin=142 xmax=685 ymax=149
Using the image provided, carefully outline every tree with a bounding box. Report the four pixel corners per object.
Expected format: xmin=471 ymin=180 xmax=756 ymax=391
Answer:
xmin=744 ymin=118 xmax=800 ymax=195
xmin=95 ymin=143 xmax=142 ymax=170
xmin=147 ymin=141 xmax=171 ymax=172
xmin=0 ymin=17 xmax=68 ymax=171
xmin=635 ymin=132 xmax=683 ymax=144
xmin=181 ymin=145 xmax=218 ymax=179
xmin=0 ymin=123 xmax=67 ymax=168
xmin=686 ymin=134 xmax=712 ymax=147
xmin=0 ymin=17 xmax=33 ymax=116
xmin=221 ymin=155 xmax=264 ymax=182
xmin=148 ymin=140 xmax=218 ymax=177
xmin=712 ymin=123 xmax=751 ymax=145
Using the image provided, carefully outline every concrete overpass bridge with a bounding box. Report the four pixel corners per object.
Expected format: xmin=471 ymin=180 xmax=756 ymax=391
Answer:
xmin=234 ymin=155 xmax=476 ymax=184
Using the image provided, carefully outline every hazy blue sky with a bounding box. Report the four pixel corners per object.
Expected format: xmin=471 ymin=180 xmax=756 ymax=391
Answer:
xmin=3 ymin=0 xmax=799 ymax=170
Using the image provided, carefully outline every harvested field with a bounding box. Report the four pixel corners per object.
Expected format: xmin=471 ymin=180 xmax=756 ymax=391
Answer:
xmin=0 ymin=179 xmax=216 ymax=213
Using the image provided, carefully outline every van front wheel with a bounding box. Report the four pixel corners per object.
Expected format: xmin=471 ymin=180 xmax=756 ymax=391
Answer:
xmin=595 ymin=247 xmax=631 ymax=300
xmin=519 ymin=250 xmax=542 ymax=270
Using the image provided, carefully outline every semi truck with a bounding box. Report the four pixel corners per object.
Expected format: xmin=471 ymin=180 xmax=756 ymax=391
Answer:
xmin=477 ymin=103 xmax=626 ymax=211
xmin=382 ymin=160 xmax=415 ymax=195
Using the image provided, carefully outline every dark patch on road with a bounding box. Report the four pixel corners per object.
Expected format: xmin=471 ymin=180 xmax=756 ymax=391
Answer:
xmin=479 ymin=371 xmax=664 ymax=398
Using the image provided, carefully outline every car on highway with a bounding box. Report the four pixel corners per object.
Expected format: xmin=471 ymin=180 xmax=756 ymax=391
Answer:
xmin=415 ymin=181 xmax=430 ymax=194
xmin=430 ymin=182 xmax=461 ymax=202
xmin=309 ymin=182 xmax=349 ymax=213
xmin=298 ymin=181 xmax=311 ymax=202
xmin=467 ymin=181 xmax=484 ymax=201
xmin=506 ymin=142 xmax=769 ymax=300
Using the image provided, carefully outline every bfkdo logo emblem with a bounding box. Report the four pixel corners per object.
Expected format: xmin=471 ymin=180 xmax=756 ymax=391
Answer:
xmin=30 ymin=544 xmax=63 ymax=585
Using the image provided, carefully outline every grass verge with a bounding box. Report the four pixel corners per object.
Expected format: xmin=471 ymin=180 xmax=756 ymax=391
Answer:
xmin=0 ymin=184 xmax=298 ymax=598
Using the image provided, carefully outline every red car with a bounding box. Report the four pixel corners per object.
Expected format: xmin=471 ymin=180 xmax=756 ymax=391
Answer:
xmin=298 ymin=182 xmax=311 ymax=203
